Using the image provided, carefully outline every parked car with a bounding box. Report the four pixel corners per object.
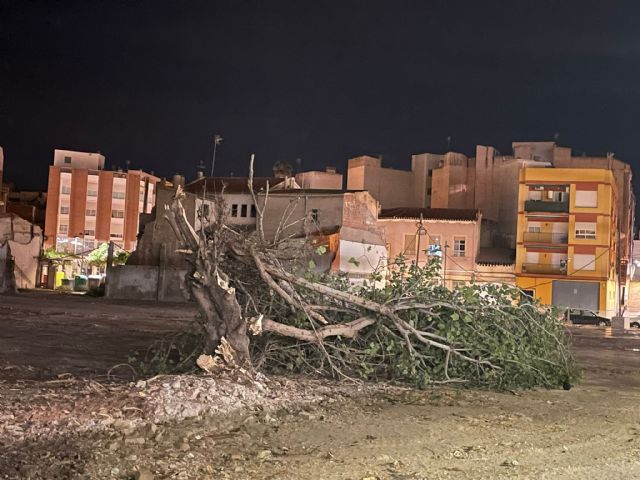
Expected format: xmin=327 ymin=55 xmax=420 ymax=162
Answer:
xmin=564 ymin=308 xmax=611 ymax=326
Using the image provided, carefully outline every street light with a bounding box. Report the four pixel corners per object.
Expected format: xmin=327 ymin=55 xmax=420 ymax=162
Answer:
xmin=210 ymin=134 xmax=223 ymax=177
xmin=75 ymin=232 xmax=85 ymax=276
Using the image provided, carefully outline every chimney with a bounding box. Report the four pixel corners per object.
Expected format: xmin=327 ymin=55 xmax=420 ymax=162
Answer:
xmin=196 ymin=171 xmax=204 ymax=179
xmin=172 ymin=174 xmax=185 ymax=188
xmin=325 ymin=166 xmax=337 ymax=174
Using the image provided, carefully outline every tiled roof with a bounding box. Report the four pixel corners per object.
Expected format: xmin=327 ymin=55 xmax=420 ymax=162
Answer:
xmin=379 ymin=208 xmax=479 ymax=221
xmin=184 ymin=177 xmax=278 ymax=195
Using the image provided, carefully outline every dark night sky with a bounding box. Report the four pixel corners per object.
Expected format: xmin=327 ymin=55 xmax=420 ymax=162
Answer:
xmin=1 ymin=0 xmax=640 ymax=191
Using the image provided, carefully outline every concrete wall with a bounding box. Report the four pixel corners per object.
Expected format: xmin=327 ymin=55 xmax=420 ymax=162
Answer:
xmin=106 ymin=264 xmax=189 ymax=302
xmin=53 ymin=149 xmax=105 ymax=170
xmin=0 ymin=214 xmax=42 ymax=289
xmin=347 ymin=156 xmax=416 ymax=208
xmin=260 ymin=192 xmax=345 ymax=240
xmin=295 ymin=170 xmax=343 ymax=190
xmin=378 ymin=217 xmax=480 ymax=281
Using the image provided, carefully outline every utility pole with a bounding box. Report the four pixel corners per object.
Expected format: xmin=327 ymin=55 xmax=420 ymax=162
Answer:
xmin=415 ymin=214 xmax=426 ymax=266
xmin=443 ymin=241 xmax=449 ymax=288
xmin=210 ymin=134 xmax=223 ymax=177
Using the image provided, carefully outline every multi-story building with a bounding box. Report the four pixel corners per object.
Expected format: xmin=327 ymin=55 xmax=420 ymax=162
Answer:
xmin=44 ymin=149 xmax=159 ymax=252
xmin=515 ymin=167 xmax=619 ymax=317
xmin=0 ymin=146 xmax=7 ymax=214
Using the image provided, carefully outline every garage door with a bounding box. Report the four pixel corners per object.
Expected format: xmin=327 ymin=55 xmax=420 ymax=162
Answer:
xmin=551 ymin=280 xmax=599 ymax=311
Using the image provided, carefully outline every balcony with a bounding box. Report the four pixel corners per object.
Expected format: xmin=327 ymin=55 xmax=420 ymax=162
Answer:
xmin=521 ymin=263 xmax=567 ymax=275
xmin=524 ymin=200 xmax=569 ymax=213
xmin=522 ymin=232 xmax=568 ymax=244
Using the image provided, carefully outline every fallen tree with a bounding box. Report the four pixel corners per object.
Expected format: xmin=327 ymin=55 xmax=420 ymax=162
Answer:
xmin=163 ymin=156 xmax=579 ymax=390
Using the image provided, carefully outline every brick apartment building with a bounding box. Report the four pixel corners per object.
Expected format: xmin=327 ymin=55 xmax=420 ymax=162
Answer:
xmin=44 ymin=149 xmax=159 ymax=252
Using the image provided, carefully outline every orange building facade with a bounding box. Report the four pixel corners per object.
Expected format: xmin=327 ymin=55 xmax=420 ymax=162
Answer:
xmin=44 ymin=150 xmax=159 ymax=252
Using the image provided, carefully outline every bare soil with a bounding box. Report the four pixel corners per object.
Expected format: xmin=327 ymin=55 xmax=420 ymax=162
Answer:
xmin=1 ymin=291 xmax=640 ymax=479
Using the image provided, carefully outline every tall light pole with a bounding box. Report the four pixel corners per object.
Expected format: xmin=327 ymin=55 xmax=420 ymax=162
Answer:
xmin=415 ymin=214 xmax=426 ymax=266
xmin=210 ymin=134 xmax=223 ymax=177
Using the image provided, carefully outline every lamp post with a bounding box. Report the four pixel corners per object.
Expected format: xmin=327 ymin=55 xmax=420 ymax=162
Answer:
xmin=210 ymin=134 xmax=223 ymax=177
xmin=77 ymin=232 xmax=85 ymax=276
xmin=415 ymin=214 xmax=427 ymax=266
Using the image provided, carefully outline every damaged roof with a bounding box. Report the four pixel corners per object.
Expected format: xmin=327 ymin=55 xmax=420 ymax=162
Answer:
xmin=379 ymin=208 xmax=480 ymax=222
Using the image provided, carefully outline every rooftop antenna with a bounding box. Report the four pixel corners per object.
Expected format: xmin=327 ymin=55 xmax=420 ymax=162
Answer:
xmin=553 ymin=132 xmax=560 ymax=143
xmin=125 ymin=160 xmax=131 ymax=171
xmin=446 ymin=136 xmax=451 ymax=151
xmin=296 ymin=157 xmax=302 ymax=172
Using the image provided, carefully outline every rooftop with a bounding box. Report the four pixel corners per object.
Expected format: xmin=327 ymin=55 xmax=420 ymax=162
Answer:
xmin=379 ymin=208 xmax=480 ymax=222
xmin=184 ymin=177 xmax=278 ymax=195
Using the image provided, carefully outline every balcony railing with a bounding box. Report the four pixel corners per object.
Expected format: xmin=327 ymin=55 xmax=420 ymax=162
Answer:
xmin=522 ymin=232 xmax=568 ymax=244
xmin=524 ymin=200 xmax=569 ymax=213
xmin=521 ymin=263 xmax=567 ymax=275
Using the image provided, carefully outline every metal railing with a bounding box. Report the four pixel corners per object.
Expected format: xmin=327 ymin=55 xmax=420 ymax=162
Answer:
xmin=521 ymin=262 xmax=567 ymax=275
xmin=522 ymin=232 xmax=568 ymax=244
xmin=524 ymin=200 xmax=569 ymax=213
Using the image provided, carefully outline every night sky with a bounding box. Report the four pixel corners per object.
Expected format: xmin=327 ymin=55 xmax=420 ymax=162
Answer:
xmin=1 ymin=1 xmax=639 ymax=191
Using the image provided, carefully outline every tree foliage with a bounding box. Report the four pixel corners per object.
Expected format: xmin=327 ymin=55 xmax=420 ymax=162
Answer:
xmin=87 ymin=243 xmax=130 ymax=267
xmin=163 ymin=156 xmax=579 ymax=391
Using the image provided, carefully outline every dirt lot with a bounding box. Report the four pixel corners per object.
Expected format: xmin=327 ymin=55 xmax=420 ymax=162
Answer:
xmin=1 ymin=291 xmax=640 ymax=479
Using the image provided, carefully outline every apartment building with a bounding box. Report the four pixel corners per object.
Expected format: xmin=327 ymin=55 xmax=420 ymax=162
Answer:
xmin=44 ymin=149 xmax=159 ymax=252
xmin=0 ymin=147 xmax=7 ymax=214
xmin=515 ymin=167 xmax=619 ymax=317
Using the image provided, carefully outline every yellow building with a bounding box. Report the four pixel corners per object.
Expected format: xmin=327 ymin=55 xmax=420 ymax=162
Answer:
xmin=515 ymin=167 xmax=619 ymax=317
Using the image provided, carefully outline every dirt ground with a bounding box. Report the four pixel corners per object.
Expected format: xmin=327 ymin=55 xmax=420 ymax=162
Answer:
xmin=1 ymin=290 xmax=640 ymax=479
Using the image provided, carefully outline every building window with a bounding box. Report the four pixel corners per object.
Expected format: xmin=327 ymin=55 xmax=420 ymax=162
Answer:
xmin=88 ymin=189 xmax=98 ymax=197
xmin=528 ymin=225 xmax=541 ymax=233
xmin=575 ymin=222 xmax=596 ymax=240
xmin=60 ymin=206 xmax=69 ymax=214
xmin=86 ymin=209 xmax=96 ymax=216
xmin=113 ymin=191 xmax=126 ymax=199
xmin=199 ymin=204 xmax=210 ymax=219
xmin=61 ymin=186 xmax=71 ymax=194
xmin=64 ymin=156 xmax=72 ymax=164
xmin=573 ymin=254 xmax=596 ymax=271
xmin=111 ymin=210 xmax=124 ymax=218
xmin=231 ymin=204 xmax=238 ymax=217
xmin=403 ymin=234 xmax=416 ymax=255
xmin=110 ymin=233 xmax=123 ymax=239
xmin=575 ymin=190 xmax=597 ymax=208
xmin=311 ymin=209 xmax=319 ymax=222
xmin=241 ymin=204 xmax=248 ymax=217
xmin=453 ymin=237 xmax=466 ymax=257
xmin=251 ymin=205 xmax=257 ymax=218
xmin=84 ymin=229 xmax=95 ymax=236
xmin=59 ymin=224 xmax=68 ymax=234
